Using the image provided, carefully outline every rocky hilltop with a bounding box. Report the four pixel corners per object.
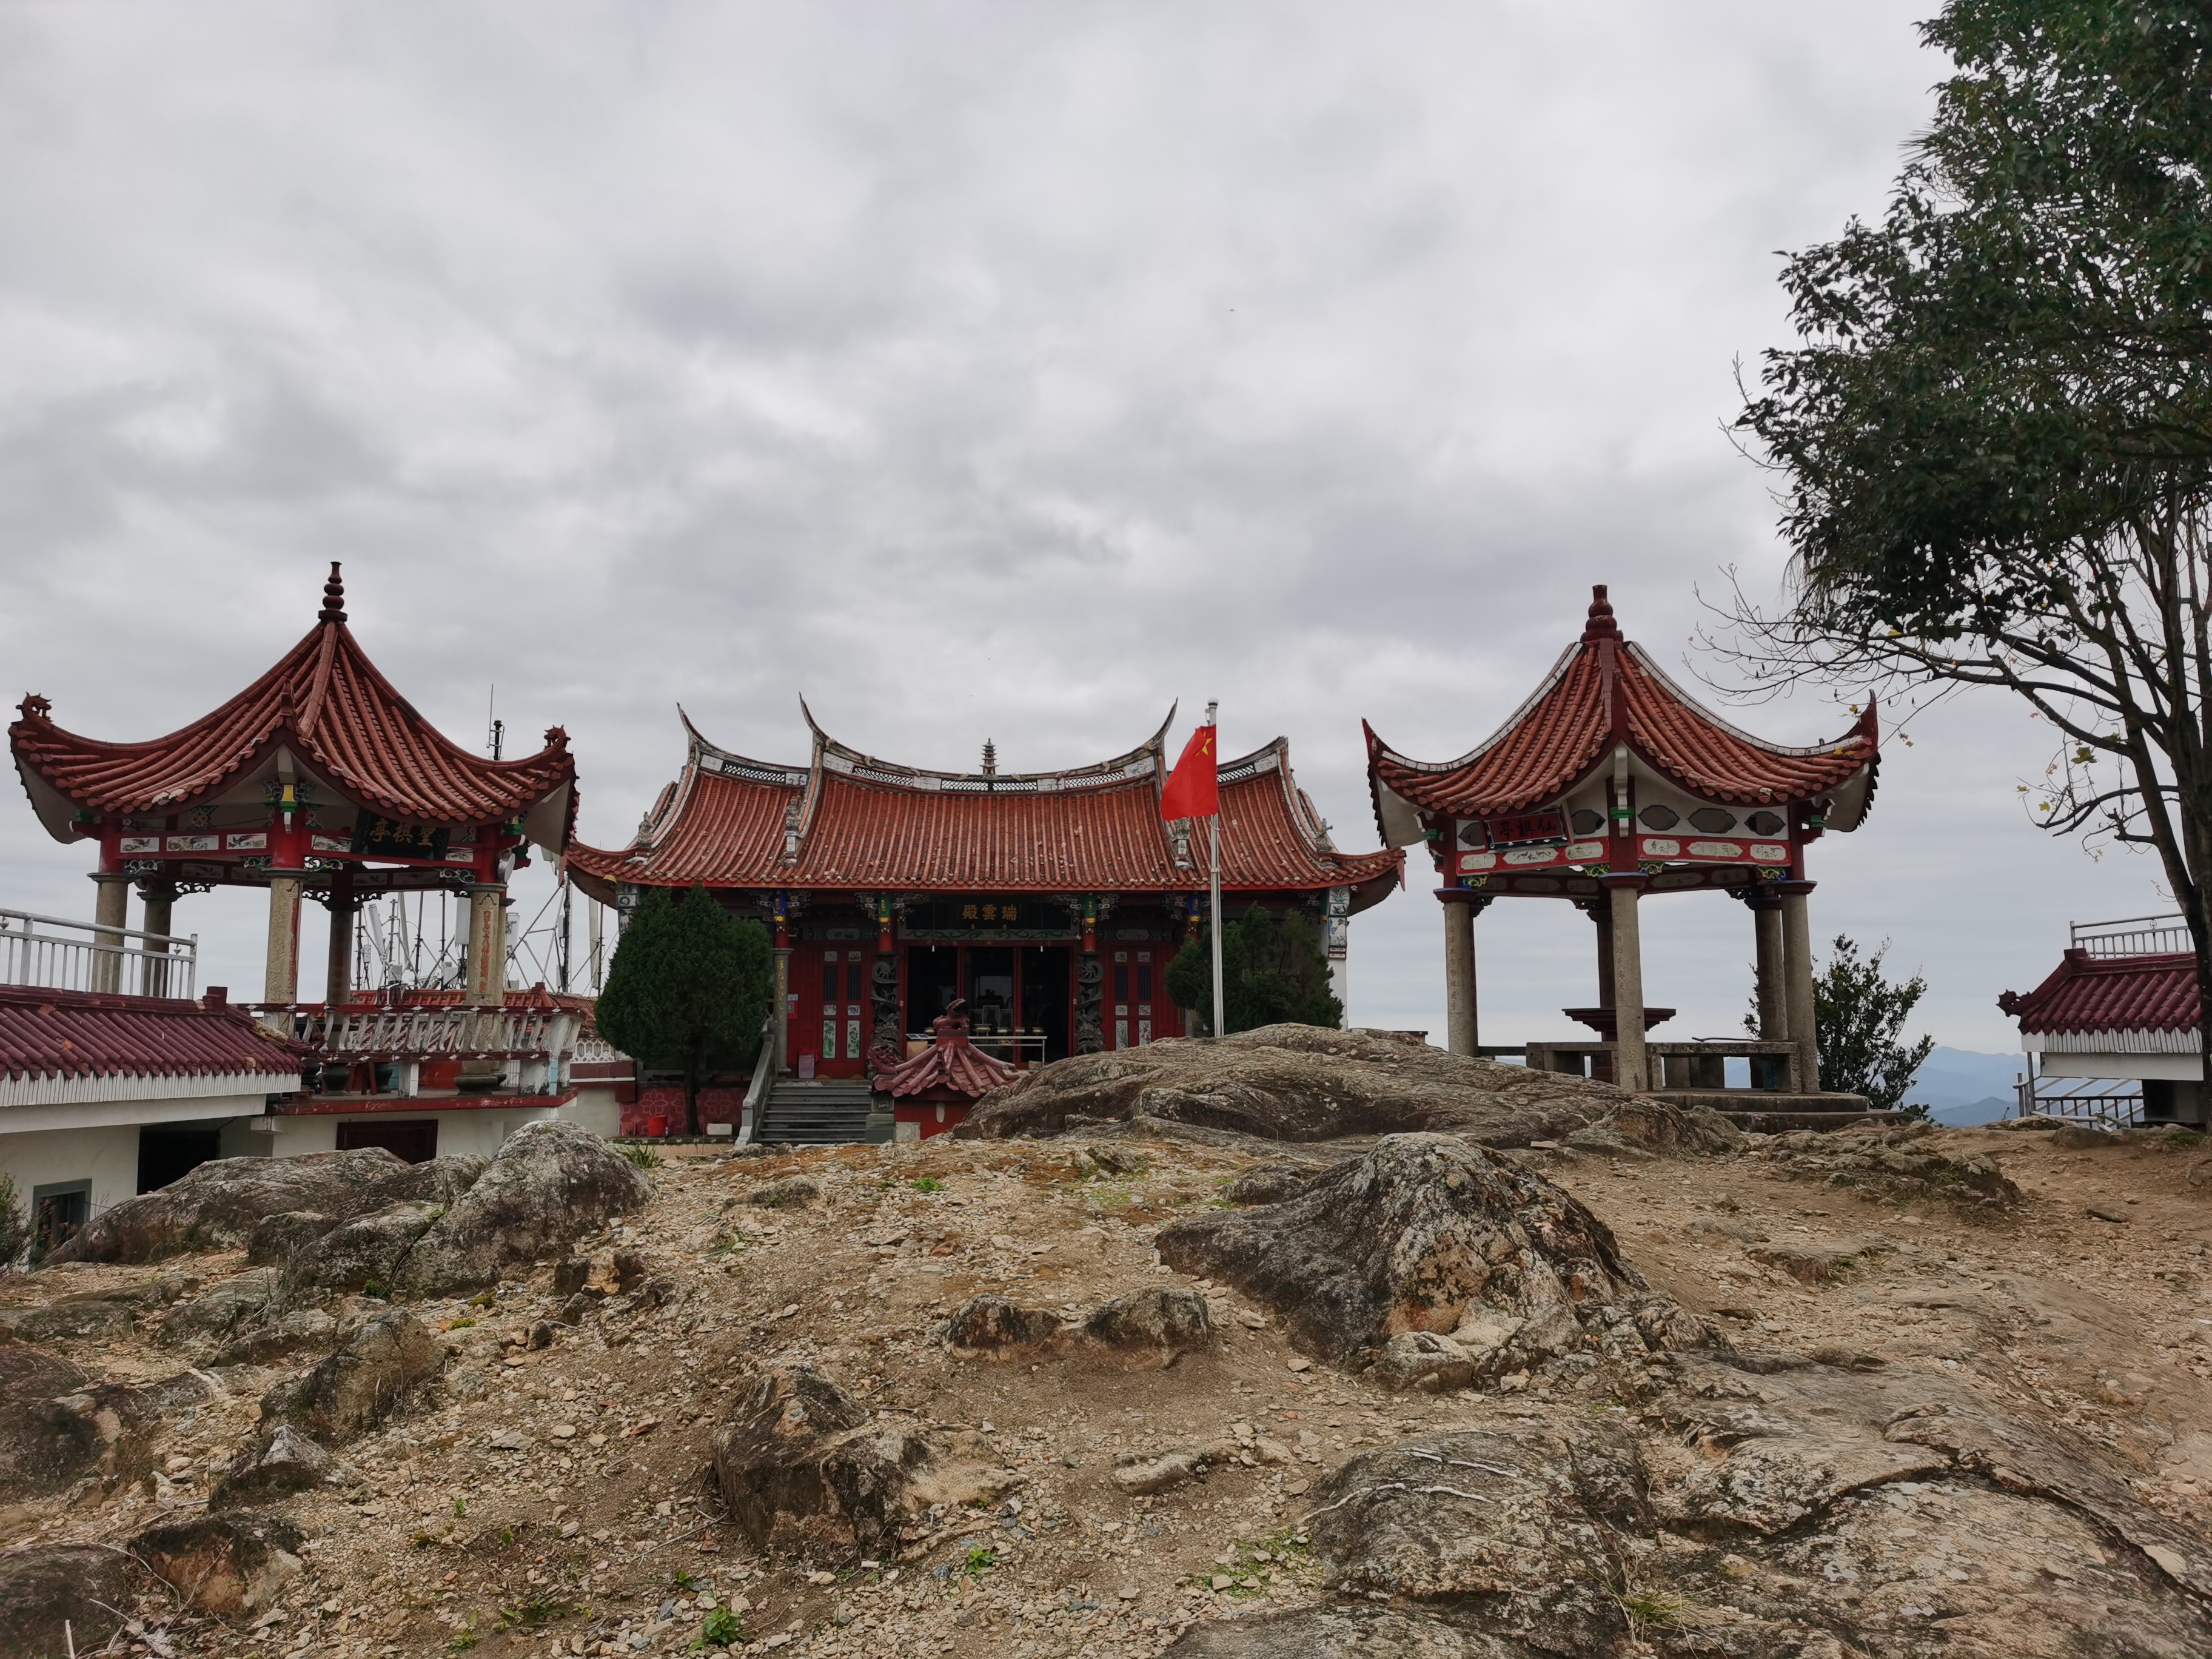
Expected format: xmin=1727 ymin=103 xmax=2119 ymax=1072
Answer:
xmin=1 ymin=1043 xmax=2208 ymax=1658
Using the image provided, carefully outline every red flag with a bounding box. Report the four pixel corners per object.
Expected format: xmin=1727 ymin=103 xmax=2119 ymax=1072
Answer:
xmin=1160 ymin=723 xmax=1219 ymax=820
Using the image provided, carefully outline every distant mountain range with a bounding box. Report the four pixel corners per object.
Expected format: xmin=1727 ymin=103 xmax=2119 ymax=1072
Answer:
xmin=1906 ymin=1047 xmax=2024 ymax=1126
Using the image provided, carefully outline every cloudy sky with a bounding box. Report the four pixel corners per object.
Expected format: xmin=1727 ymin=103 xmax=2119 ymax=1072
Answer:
xmin=0 ymin=2 xmax=2167 ymax=1056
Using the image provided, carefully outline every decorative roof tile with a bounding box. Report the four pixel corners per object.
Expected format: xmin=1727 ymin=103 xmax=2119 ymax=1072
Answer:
xmin=11 ymin=565 xmax=576 ymax=848
xmin=566 ymin=711 xmax=1402 ymax=908
xmin=2000 ymin=950 xmax=2198 ymax=1036
xmin=0 ymin=985 xmax=304 ymax=1084
xmin=1365 ymin=585 xmax=1878 ymax=827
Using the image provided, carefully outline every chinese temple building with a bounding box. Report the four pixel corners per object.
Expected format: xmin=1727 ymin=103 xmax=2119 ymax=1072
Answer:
xmin=9 ymin=565 xmax=577 ymax=1016
xmin=566 ymin=706 xmax=1401 ymax=1082
xmin=1365 ymin=586 xmax=1879 ymax=1102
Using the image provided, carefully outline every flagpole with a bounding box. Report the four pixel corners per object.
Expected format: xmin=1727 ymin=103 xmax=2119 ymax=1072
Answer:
xmin=1207 ymin=700 xmax=1224 ymax=1038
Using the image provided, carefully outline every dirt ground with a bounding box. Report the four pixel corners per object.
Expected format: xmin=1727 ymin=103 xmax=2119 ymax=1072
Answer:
xmin=7 ymin=1120 xmax=2212 ymax=1658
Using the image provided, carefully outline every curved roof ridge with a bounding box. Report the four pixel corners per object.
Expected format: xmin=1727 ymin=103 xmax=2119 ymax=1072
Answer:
xmin=797 ymin=704 xmax=1179 ymax=791
xmin=1622 ymin=643 xmax=1875 ymax=762
xmin=675 ymin=706 xmax=809 ymax=780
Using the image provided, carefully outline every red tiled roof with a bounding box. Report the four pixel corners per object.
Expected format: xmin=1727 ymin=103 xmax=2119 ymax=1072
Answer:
xmin=11 ymin=565 xmax=576 ymax=848
xmin=566 ymin=712 xmax=1403 ymax=907
xmin=1365 ymin=585 xmax=1877 ymax=822
xmin=0 ymin=985 xmax=305 ymax=1084
xmin=1999 ymin=950 xmax=2198 ymax=1036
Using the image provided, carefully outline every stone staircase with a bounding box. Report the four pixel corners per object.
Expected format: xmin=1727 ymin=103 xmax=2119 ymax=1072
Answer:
xmin=755 ymin=1078 xmax=880 ymax=1145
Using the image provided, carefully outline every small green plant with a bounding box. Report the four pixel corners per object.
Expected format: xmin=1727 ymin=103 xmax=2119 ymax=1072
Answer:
xmin=362 ymin=1278 xmax=386 ymax=1299
xmin=498 ymin=1525 xmax=515 ymax=1547
xmin=1621 ymin=1589 xmax=1684 ymax=1630
xmin=453 ymin=1496 xmax=467 ymax=1517
xmin=450 ymin=1626 xmax=481 ymax=1652
xmin=620 ymin=1143 xmax=663 ymax=1171
xmin=700 ymin=1606 xmax=743 ymax=1647
xmin=469 ymin=1290 xmax=495 ymax=1308
xmin=494 ymin=1600 xmax=583 ymax=1632
xmin=410 ymin=1529 xmax=438 ymax=1549
xmin=911 ymin=1176 xmax=945 ymax=1193
xmin=671 ymin=1570 xmax=695 ymax=1589
xmin=960 ymin=1543 xmax=997 ymax=1577
xmin=449 ymin=1316 xmax=477 ymax=1329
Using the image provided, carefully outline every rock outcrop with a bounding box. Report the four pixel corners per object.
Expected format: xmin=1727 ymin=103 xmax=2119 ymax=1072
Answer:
xmin=133 ymin=1511 xmax=304 ymax=1614
xmin=941 ymin=1287 xmax=1213 ymax=1366
xmin=709 ymin=1364 xmax=930 ymax=1560
xmin=0 ymin=1345 xmax=96 ymax=1495
xmin=965 ymin=1025 xmax=1622 ymax=1145
xmin=391 ymin=1122 xmax=651 ymax=1295
xmin=0 ymin=1544 xmax=147 ymax=1655
xmin=261 ymin=1312 xmax=444 ymax=1443
xmin=1753 ymin=1120 xmax=2023 ymax=1212
xmin=211 ymin=1421 xmax=343 ymax=1506
xmin=1156 ymin=1133 xmax=1717 ymax=1384
xmin=47 ymin=1147 xmax=480 ymax=1264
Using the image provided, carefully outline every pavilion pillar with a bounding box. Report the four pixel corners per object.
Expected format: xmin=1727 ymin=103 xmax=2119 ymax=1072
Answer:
xmin=1441 ymin=894 xmax=1478 ymax=1056
xmin=466 ymin=883 xmax=507 ymax=1005
xmin=325 ymin=900 xmax=358 ymax=1007
xmin=1604 ymin=877 xmax=1649 ymax=1093
xmin=263 ymin=877 xmax=303 ymax=1025
xmin=1592 ymin=905 xmax=1617 ymax=1010
xmin=1778 ymin=881 xmax=1820 ymax=1093
xmin=139 ymin=879 xmax=176 ymax=998
xmin=89 ymin=871 xmax=131 ymax=994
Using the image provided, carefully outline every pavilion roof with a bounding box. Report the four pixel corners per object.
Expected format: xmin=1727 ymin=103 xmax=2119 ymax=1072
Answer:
xmin=10 ymin=565 xmax=577 ymax=850
xmin=2000 ymin=950 xmax=2198 ymax=1037
xmin=1364 ymin=585 xmax=1878 ymax=831
xmin=566 ymin=705 xmax=1402 ymax=908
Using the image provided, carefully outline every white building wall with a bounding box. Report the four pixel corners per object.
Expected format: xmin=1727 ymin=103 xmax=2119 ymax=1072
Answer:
xmin=264 ymin=1107 xmax=565 ymax=1161
xmin=0 ymin=1122 xmax=142 ymax=1222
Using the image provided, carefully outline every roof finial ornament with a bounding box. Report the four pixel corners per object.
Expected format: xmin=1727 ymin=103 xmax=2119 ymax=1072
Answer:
xmin=319 ymin=561 xmax=347 ymax=625
xmin=1580 ymin=583 xmax=1620 ymax=643
xmin=981 ymin=739 xmax=997 ymax=777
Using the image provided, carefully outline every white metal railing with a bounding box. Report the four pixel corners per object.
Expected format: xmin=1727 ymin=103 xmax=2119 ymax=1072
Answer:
xmin=737 ymin=1016 xmax=777 ymax=1145
xmin=2072 ymin=913 xmax=2191 ymax=959
xmin=244 ymin=1004 xmax=565 ymax=1061
xmin=0 ymin=907 xmax=198 ymax=999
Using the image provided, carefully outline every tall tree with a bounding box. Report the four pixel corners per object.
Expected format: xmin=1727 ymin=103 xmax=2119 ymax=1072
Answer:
xmin=1167 ymin=905 xmax=1343 ymax=1035
xmin=1730 ymin=2 xmax=2212 ymax=1096
xmin=594 ymin=884 xmax=773 ymax=1134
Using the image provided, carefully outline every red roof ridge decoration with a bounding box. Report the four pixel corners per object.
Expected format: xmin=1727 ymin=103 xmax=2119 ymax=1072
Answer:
xmin=566 ymin=703 xmax=1403 ymax=906
xmin=11 ymin=563 xmax=578 ymax=850
xmin=1365 ymin=583 xmax=1879 ymax=837
xmin=0 ymin=982 xmax=306 ymax=1084
xmin=1999 ymin=948 xmax=2199 ymax=1037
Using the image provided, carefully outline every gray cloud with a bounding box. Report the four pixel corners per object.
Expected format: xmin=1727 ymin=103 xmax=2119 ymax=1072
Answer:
xmin=0 ymin=2 xmax=2154 ymax=1057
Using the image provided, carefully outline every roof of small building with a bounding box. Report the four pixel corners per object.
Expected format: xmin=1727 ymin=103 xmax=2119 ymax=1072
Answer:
xmin=1999 ymin=950 xmax=2198 ymax=1036
xmin=566 ymin=705 xmax=1403 ymax=909
xmin=1364 ymin=585 xmax=1878 ymax=830
xmin=10 ymin=565 xmax=577 ymax=850
xmin=0 ymin=985 xmax=305 ymax=1084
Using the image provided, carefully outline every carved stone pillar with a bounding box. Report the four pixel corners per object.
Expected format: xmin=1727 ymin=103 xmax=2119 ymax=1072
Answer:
xmin=466 ymin=882 xmax=506 ymax=1005
xmin=1604 ymin=876 xmax=1649 ymax=1093
xmin=90 ymin=871 xmax=130 ymax=994
xmin=139 ymin=879 xmax=177 ymax=997
xmin=264 ymin=877 xmax=303 ymax=1021
xmin=1777 ymin=881 xmax=1820 ymax=1092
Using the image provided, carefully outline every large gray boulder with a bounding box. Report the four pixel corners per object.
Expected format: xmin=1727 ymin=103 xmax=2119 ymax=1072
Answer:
xmin=1155 ymin=1133 xmax=1716 ymax=1383
xmin=47 ymin=1147 xmax=481 ymax=1264
xmin=133 ymin=1512 xmax=304 ymax=1615
xmin=391 ymin=1122 xmax=650 ymax=1296
xmin=261 ymin=1312 xmax=444 ymax=1444
xmin=285 ymin=1200 xmax=445 ymax=1292
xmin=709 ymin=1364 xmax=931 ymax=1561
xmin=0 ymin=1346 xmax=96 ymax=1495
xmin=210 ymin=1421 xmax=342 ymax=1506
xmin=0 ymin=1544 xmax=147 ymax=1655
xmin=965 ymin=1026 xmax=1621 ymax=1146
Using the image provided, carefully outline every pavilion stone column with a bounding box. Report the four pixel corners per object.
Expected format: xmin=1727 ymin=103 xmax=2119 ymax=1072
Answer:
xmin=89 ymin=871 xmax=131 ymax=994
xmin=325 ymin=896 xmax=359 ymax=1007
xmin=1777 ymin=881 xmax=1820 ymax=1093
xmin=1747 ymin=894 xmax=1787 ymax=1089
xmin=263 ymin=877 xmax=303 ymax=1028
xmin=466 ymin=882 xmax=508 ymax=1005
xmin=139 ymin=880 xmax=176 ymax=998
xmin=1592 ymin=903 xmax=1617 ymax=1010
xmin=1441 ymin=893 xmax=1478 ymax=1056
xmin=1604 ymin=876 xmax=1649 ymax=1093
